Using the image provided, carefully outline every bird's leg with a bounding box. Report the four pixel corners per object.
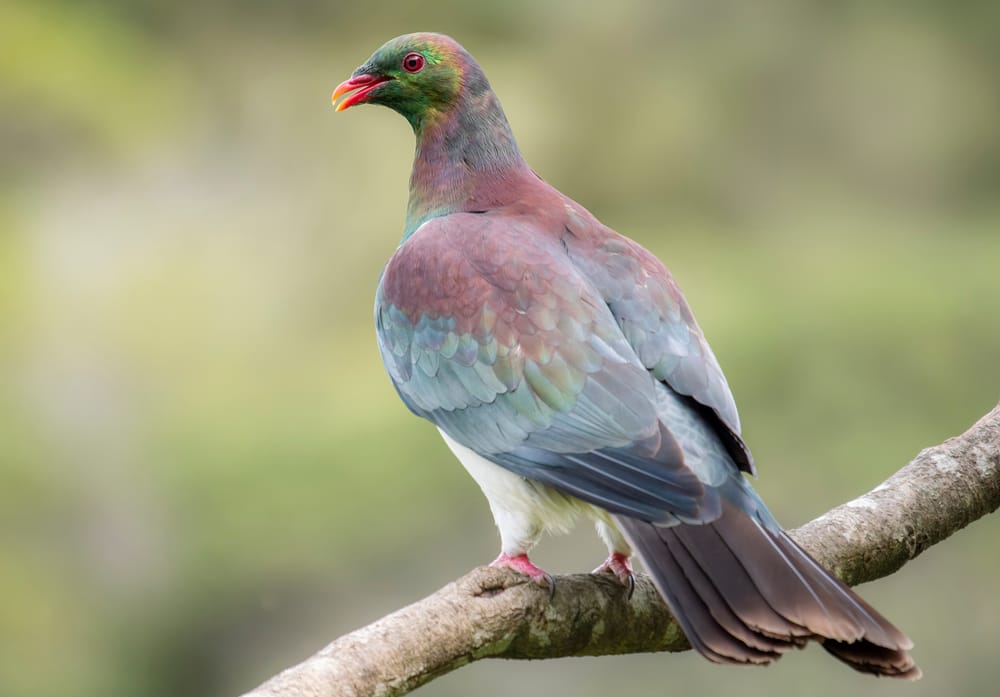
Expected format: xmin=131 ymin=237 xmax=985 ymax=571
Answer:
xmin=491 ymin=552 xmax=554 ymax=590
xmin=593 ymin=552 xmax=636 ymax=596
xmin=594 ymin=519 xmax=636 ymax=598
xmin=488 ymin=509 xmax=554 ymax=593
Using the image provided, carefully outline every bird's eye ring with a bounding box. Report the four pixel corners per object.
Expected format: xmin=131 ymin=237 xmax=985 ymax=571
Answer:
xmin=402 ymin=52 xmax=425 ymax=73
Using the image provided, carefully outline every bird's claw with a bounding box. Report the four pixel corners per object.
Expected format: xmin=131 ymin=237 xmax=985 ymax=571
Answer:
xmin=593 ymin=552 xmax=636 ymax=599
xmin=491 ymin=552 xmax=555 ymax=597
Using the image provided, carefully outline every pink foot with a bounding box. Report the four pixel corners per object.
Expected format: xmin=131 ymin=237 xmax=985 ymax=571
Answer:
xmin=491 ymin=552 xmax=554 ymax=591
xmin=593 ymin=551 xmax=636 ymax=598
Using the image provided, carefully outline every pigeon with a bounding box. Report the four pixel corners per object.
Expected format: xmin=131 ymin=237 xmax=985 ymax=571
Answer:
xmin=332 ymin=32 xmax=918 ymax=677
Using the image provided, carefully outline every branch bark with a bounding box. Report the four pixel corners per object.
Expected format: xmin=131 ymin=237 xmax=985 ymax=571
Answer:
xmin=243 ymin=402 xmax=1000 ymax=697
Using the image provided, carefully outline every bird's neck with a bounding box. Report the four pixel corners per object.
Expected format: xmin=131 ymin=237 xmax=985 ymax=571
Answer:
xmin=404 ymin=87 xmax=529 ymax=238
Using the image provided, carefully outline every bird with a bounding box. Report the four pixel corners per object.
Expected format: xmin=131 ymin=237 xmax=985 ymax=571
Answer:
xmin=331 ymin=32 xmax=919 ymax=678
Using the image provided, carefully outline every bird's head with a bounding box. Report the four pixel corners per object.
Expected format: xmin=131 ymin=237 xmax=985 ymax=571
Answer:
xmin=332 ymin=33 xmax=473 ymax=127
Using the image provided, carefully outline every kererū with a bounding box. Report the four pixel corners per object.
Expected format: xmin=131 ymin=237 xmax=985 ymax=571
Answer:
xmin=332 ymin=32 xmax=918 ymax=678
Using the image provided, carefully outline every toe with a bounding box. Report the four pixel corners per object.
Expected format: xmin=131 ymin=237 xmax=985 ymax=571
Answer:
xmin=491 ymin=552 xmax=554 ymax=594
xmin=593 ymin=552 xmax=635 ymax=597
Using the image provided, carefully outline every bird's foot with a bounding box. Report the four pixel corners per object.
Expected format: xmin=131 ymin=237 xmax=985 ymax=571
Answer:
xmin=593 ymin=551 xmax=635 ymax=599
xmin=491 ymin=553 xmax=555 ymax=595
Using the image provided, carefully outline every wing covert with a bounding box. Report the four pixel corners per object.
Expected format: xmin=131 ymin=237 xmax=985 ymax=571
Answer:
xmin=559 ymin=203 xmax=755 ymax=474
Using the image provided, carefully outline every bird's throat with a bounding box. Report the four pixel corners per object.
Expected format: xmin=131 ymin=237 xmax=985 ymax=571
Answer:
xmin=403 ymin=89 xmax=527 ymax=238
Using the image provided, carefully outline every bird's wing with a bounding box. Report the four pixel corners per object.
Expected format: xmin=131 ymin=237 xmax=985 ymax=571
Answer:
xmin=559 ymin=204 xmax=755 ymax=474
xmin=376 ymin=212 xmax=725 ymax=523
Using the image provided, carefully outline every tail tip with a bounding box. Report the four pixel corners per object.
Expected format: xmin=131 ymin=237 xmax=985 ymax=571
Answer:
xmin=822 ymin=638 xmax=921 ymax=680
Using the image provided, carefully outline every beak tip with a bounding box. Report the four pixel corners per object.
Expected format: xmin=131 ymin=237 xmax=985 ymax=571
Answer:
xmin=331 ymin=73 xmax=386 ymax=113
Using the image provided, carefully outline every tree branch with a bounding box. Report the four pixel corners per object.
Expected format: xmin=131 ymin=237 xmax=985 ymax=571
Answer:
xmin=242 ymin=402 xmax=1000 ymax=697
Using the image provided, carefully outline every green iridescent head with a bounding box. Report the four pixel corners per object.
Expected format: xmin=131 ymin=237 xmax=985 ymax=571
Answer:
xmin=333 ymin=33 xmax=477 ymax=128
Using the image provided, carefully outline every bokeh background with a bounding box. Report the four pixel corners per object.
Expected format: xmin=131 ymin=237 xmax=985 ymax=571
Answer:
xmin=2 ymin=1 xmax=999 ymax=696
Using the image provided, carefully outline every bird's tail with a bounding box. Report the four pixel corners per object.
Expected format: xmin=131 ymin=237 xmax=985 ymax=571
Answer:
xmin=614 ymin=497 xmax=920 ymax=679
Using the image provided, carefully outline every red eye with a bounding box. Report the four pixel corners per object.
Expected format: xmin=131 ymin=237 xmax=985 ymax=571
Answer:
xmin=402 ymin=52 xmax=425 ymax=73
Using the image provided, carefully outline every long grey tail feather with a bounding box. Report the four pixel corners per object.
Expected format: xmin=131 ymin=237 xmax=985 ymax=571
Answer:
xmin=614 ymin=501 xmax=920 ymax=679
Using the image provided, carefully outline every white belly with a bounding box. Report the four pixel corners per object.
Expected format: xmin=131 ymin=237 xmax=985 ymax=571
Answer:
xmin=437 ymin=428 xmax=628 ymax=557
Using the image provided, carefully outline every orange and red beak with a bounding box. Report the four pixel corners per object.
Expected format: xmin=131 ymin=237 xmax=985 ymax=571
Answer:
xmin=332 ymin=73 xmax=390 ymax=112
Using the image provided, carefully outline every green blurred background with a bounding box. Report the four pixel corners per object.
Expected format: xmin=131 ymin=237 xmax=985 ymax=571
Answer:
xmin=2 ymin=1 xmax=998 ymax=696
